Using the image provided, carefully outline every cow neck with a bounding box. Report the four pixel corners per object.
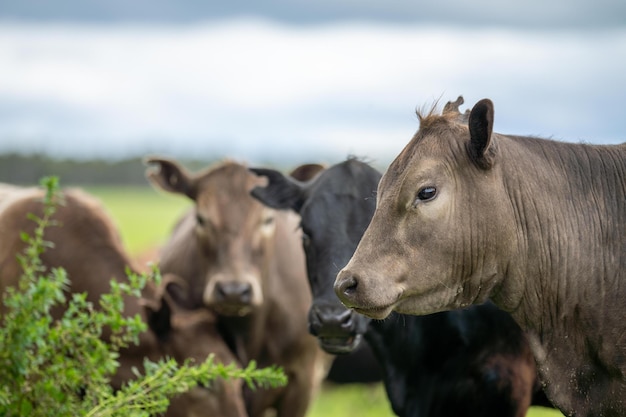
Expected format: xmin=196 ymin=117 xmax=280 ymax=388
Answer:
xmin=499 ymin=138 xmax=626 ymax=319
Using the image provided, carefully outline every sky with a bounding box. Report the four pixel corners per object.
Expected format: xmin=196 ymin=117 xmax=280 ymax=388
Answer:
xmin=1 ymin=1 xmax=625 ymax=167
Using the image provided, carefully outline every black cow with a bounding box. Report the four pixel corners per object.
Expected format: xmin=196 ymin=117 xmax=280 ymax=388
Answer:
xmin=250 ymin=158 xmax=553 ymax=417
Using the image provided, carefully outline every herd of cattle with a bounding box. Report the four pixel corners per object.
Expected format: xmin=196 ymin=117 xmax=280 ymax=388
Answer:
xmin=0 ymin=96 xmax=624 ymax=417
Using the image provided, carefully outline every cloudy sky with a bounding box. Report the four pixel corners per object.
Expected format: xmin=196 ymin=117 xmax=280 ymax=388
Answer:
xmin=1 ymin=1 xmax=624 ymax=166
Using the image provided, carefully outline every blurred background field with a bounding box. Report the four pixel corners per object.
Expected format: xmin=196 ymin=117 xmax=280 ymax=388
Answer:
xmin=84 ymin=185 xmax=191 ymax=256
xmin=86 ymin=184 xmax=564 ymax=417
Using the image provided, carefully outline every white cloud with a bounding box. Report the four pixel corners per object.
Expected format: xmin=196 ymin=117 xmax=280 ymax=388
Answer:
xmin=0 ymin=19 xmax=624 ymax=164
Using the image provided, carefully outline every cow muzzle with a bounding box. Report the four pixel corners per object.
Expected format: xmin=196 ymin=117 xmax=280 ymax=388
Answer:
xmin=308 ymin=303 xmax=367 ymax=354
xmin=334 ymin=269 xmax=396 ymax=320
xmin=210 ymin=281 xmax=255 ymax=317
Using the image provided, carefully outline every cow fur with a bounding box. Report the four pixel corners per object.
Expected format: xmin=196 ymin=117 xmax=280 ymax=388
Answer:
xmin=336 ymin=97 xmax=626 ymax=416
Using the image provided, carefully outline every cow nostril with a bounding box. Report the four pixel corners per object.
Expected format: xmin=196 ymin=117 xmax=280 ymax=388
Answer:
xmin=215 ymin=283 xmax=228 ymax=299
xmin=340 ymin=276 xmax=358 ymax=296
xmin=308 ymin=305 xmax=357 ymax=338
xmin=239 ymin=285 xmax=252 ymax=303
xmin=338 ymin=309 xmax=353 ymax=325
xmin=335 ymin=271 xmax=361 ymax=306
xmin=215 ymin=282 xmax=253 ymax=304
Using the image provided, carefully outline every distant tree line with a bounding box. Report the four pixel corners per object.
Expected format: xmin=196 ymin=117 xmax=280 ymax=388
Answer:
xmin=0 ymin=153 xmax=220 ymax=186
xmin=0 ymin=153 xmax=383 ymax=186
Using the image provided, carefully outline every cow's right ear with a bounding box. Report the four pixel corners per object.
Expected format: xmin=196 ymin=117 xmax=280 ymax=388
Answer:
xmin=162 ymin=273 xmax=197 ymax=310
xmin=142 ymin=274 xmax=193 ymax=341
xmin=144 ymin=157 xmax=198 ymax=200
xmin=249 ymin=168 xmax=306 ymax=213
xmin=142 ymin=296 xmax=172 ymax=342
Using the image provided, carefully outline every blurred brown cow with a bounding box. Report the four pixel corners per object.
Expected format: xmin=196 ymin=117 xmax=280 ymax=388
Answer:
xmin=0 ymin=185 xmax=246 ymax=417
xmin=147 ymin=158 xmax=328 ymax=417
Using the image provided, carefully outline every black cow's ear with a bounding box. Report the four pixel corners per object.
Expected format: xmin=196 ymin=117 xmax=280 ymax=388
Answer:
xmin=144 ymin=157 xmax=198 ymax=200
xmin=249 ymin=167 xmax=305 ymax=212
xmin=468 ymin=99 xmax=496 ymax=170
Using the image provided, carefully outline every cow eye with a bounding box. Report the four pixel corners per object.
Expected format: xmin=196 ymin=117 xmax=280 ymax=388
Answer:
xmin=301 ymin=232 xmax=311 ymax=247
xmin=415 ymin=186 xmax=437 ymax=203
xmin=196 ymin=213 xmax=206 ymax=226
xmin=259 ymin=215 xmax=275 ymax=238
xmin=300 ymin=225 xmax=312 ymax=247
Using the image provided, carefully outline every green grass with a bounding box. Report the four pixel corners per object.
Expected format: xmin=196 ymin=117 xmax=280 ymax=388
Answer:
xmin=529 ymin=407 xmax=565 ymax=417
xmin=87 ymin=185 xmax=565 ymax=417
xmin=306 ymin=383 xmax=563 ymax=417
xmin=307 ymin=383 xmax=395 ymax=417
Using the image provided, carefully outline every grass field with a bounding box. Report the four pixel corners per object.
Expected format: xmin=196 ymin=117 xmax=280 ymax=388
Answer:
xmin=86 ymin=185 xmax=564 ymax=417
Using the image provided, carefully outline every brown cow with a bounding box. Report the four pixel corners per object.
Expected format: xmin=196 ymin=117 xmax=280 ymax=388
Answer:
xmin=335 ymin=97 xmax=626 ymax=416
xmin=0 ymin=186 xmax=247 ymax=417
xmin=146 ymin=158 xmax=326 ymax=417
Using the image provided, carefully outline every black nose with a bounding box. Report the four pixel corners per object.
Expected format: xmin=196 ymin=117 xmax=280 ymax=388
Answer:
xmin=334 ymin=271 xmax=359 ymax=305
xmin=215 ymin=282 xmax=253 ymax=305
xmin=309 ymin=304 xmax=356 ymax=337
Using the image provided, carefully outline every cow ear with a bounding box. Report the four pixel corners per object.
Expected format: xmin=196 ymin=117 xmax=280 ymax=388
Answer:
xmin=144 ymin=157 xmax=198 ymax=200
xmin=249 ymin=168 xmax=306 ymax=212
xmin=162 ymin=273 xmax=197 ymax=310
xmin=143 ymin=296 xmax=172 ymax=342
xmin=288 ymin=163 xmax=325 ymax=182
xmin=468 ymin=99 xmax=496 ymax=170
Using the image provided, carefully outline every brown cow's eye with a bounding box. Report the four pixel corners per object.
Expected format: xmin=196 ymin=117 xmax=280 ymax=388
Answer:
xmin=416 ymin=186 xmax=437 ymax=202
xmin=196 ymin=213 xmax=206 ymax=226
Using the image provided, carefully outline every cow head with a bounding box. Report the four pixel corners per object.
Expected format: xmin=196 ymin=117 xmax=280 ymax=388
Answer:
xmin=250 ymin=158 xmax=379 ymax=355
xmin=334 ymin=99 xmax=516 ymax=319
xmin=146 ymin=157 xmax=276 ymax=317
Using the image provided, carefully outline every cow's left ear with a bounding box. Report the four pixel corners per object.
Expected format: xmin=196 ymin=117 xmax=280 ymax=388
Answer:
xmin=249 ymin=168 xmax=306 ymax=213
xmin=144 ymin=157 xmax=198 ymax=200
xmin=468 ymin=99 xmax=496 ymax=170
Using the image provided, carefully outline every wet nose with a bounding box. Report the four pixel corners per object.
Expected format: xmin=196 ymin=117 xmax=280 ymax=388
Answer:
xmin=215 ymin=282 xmax=253 ymax=305
xmin=309 ymin=304 xmax=356 ymax=336
xmin=334 ymin=270 xmax=359 ymax=306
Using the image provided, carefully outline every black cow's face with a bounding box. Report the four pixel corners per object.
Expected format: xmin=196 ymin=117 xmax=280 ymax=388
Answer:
xmin=298 ymin=185 xmax=372 ymax=354
xmin=250 ymin=160 xmax=381 ymax=354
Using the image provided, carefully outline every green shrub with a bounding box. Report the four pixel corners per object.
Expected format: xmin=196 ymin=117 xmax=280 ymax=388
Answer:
xmin=0 ymin=176 xmax=286 ymax=417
